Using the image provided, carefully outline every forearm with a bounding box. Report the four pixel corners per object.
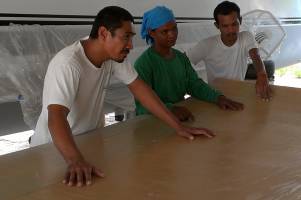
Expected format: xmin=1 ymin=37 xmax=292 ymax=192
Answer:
xmin=249 ymin=48 xmax=267 ymax=75
xmin=249 ymin=49 xmax=271 ymax=99
xmin=190 ymin=80 xmax=222 ymax=103
xmin=129 ymin=79 xmax=182 ymax=130
xmin=48 ymin=112 xmax=83 ymax=164
xmin=253 ymin=59 xmax=266 ymax=75
xmin=251 ymin=57 xmax=270 ymax=85
xmin=136 ymin=100 xmax=174 ymax=116
xmin=185 ymin=61 xmax=221 ymax=103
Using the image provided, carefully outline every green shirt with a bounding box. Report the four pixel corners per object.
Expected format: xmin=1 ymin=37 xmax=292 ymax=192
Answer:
xmin=134 ymin=47 xmax=222 ymax=115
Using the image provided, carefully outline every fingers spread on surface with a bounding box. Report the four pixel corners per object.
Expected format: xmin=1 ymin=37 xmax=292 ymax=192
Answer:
xmin=93 ymin=167 xmax=105 ymax=178
xmin=63 ymin=162 xmax=105 ymax=187
xmin=76 ymin=168 xmax=84 ymax=187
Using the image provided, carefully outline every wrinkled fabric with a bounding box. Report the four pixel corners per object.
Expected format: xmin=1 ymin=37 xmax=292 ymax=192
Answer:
xmin=141 ymin=6 xmax=175 ymax=44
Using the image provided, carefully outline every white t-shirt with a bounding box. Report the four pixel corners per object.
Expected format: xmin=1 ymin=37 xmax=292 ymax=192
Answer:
xmin=186 ymin=31 xmax=257 ymax=84
xmin=31 ymin=39 xmax=138 ymax=146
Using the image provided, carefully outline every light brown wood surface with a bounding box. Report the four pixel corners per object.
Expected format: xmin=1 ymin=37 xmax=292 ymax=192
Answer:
xmin=1 ymin=79 xmax=301 ymax=200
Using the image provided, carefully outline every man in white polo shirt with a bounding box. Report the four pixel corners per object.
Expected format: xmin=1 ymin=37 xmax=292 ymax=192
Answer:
xmin=186 ymin=1 xmax=272 ymax=100
xmin=31 ymin=6 xmax=215 ymax=187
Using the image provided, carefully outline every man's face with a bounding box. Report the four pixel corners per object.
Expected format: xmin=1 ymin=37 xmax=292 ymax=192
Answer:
xmin=103 ymin=21 xmax=136 ymax=63
xmin=215 ymin=11 xmax=241 ymax=42
xmin=150 ymin=21 xmax=178 ymax=48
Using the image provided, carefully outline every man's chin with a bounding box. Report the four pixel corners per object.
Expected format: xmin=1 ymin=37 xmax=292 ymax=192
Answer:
xmin=112 ymin=55 xmax=127 ymax=63
xmin=228 ymin=34 xmax=238 ymax=39
xmin=113 ymin=57 xmax=125 ymax=63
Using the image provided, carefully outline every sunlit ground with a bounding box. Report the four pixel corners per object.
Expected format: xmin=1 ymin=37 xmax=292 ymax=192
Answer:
xmin=1 ymin=64 xmax=301 ymax=156
xmin=0 ymin=130 xmax=34 ymax=155
xmin=0 ymin=112 xmax=118 ymax=155
xmin=273 ymin=63 xmax=301 ymax=88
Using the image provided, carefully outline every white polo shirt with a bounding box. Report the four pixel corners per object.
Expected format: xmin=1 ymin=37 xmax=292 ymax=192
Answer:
xmin=186 ymin=31 xmax=257 ymax=84
xmin=31 ymin=39 xmax=137 ymax=146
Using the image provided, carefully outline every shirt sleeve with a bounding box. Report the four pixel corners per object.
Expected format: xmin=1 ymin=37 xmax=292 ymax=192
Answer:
xmin=183 ymin=54 xmax=222 ymax=103
xmin=186 ymin=40 xmax=207 ymax=65
xmin=244 ymin=31 xmax=258 ymax=53
xmin=133 ymin=56 xmax=174 ymax=115
xmin=112 ymin=59 xmax=138 ymax=85
xmin=43 ymin=62 xmax=80 ymax=110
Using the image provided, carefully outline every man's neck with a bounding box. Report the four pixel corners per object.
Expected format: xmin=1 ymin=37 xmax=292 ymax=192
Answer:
xmin=81 ymin=39 xmax=109 ymax=68
xmin=152 ymin=44 xmax=174 ymax=59
xmin=220 ymin=35 xmax=237 ymax=47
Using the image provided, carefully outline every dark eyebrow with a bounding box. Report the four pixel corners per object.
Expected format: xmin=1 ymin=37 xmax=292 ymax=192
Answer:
xmin=125 ymin=31 xmax=136 ymax=36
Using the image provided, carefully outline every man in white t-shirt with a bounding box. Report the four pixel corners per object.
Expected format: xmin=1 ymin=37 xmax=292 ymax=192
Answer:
xmin=31 ymin=6 xmax=216 ymax=187
xmin=186 ymin=1 xmax=272 ymax=101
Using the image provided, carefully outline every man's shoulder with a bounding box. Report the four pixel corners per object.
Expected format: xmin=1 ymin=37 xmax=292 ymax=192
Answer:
xmin=52 ymin=41 xmax=81 ymax=62
xmin=191 ymin=35 xmax=219 ymax=51
xmin=56 ymin=41 xmax=80 ymax=59
xmin=239 ymin=31 xmax=254 ymax=39
xmin=48 ymin=41 xmax=82 ymax=73
xmin=198 ymin=34 xmax=219 ymax=45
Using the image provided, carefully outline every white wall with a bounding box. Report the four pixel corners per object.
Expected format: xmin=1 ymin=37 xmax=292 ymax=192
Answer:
xmin=0 ymin=0 xmax=301 ymax=18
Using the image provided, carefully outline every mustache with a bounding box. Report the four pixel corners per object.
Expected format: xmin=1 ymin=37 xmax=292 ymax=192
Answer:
xmin=227 ymin=33 xmax=237 ymax=36
xmin=121 ymin=49 xmax=130 ymax=54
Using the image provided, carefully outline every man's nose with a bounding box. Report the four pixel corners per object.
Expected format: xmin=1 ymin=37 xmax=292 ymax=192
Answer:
xmin=126 ymin=38 xmax=133 ymax=49
xmin=229 ymin=26 xmax=237 ymax=33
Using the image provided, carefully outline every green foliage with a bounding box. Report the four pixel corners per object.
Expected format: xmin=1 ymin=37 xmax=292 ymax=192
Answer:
xmin=275 ymin=67 xmax=289 ymax=77
xmin=294 ymin=70 xmax=301 ymax=78
xmin=275 ymin=64 xmax=301 ymax=78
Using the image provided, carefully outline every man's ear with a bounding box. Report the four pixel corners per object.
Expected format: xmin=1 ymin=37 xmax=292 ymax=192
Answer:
xmin=98 ymin=26 xmax=108 ymax=40
xmin=239 ymin=16 xmax=242 ymax=24
xmin=214 ymin=22 xmax=219 ymax=29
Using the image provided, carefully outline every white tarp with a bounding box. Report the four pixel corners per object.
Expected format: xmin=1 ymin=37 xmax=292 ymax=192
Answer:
xmin=0 ymin=22 xmax=216 ymax=129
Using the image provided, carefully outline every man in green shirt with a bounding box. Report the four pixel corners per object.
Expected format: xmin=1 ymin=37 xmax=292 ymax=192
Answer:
xmin=135 ymin=6 xmax=243 ymax=121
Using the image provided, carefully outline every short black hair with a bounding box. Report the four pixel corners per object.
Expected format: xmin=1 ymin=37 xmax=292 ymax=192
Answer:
xmin=213 ymin=1 xmax=240 ymax=24
xmin=89 ymin=6 xmax=134 ymax=39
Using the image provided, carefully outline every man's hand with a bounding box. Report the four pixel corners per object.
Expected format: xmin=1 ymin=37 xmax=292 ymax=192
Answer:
xmin=217 ymin=95 xmax=244 ymax=110
xmin=176 ymin=125 xmax=216 ymax=140
xmin=171 ymin=106 xmax=195 ymax=121
xmin=63 ymin=158 xmax=105 ymax=187
xmin=249 ymin=48 xmax=272 ymax=101
xmin=256 ymin=72 xmax=272 ymax=101
xmin=128 ymin=79 xmax=215 ymax=141
xmin=47 ymin=105 xmax=104 ymax=187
